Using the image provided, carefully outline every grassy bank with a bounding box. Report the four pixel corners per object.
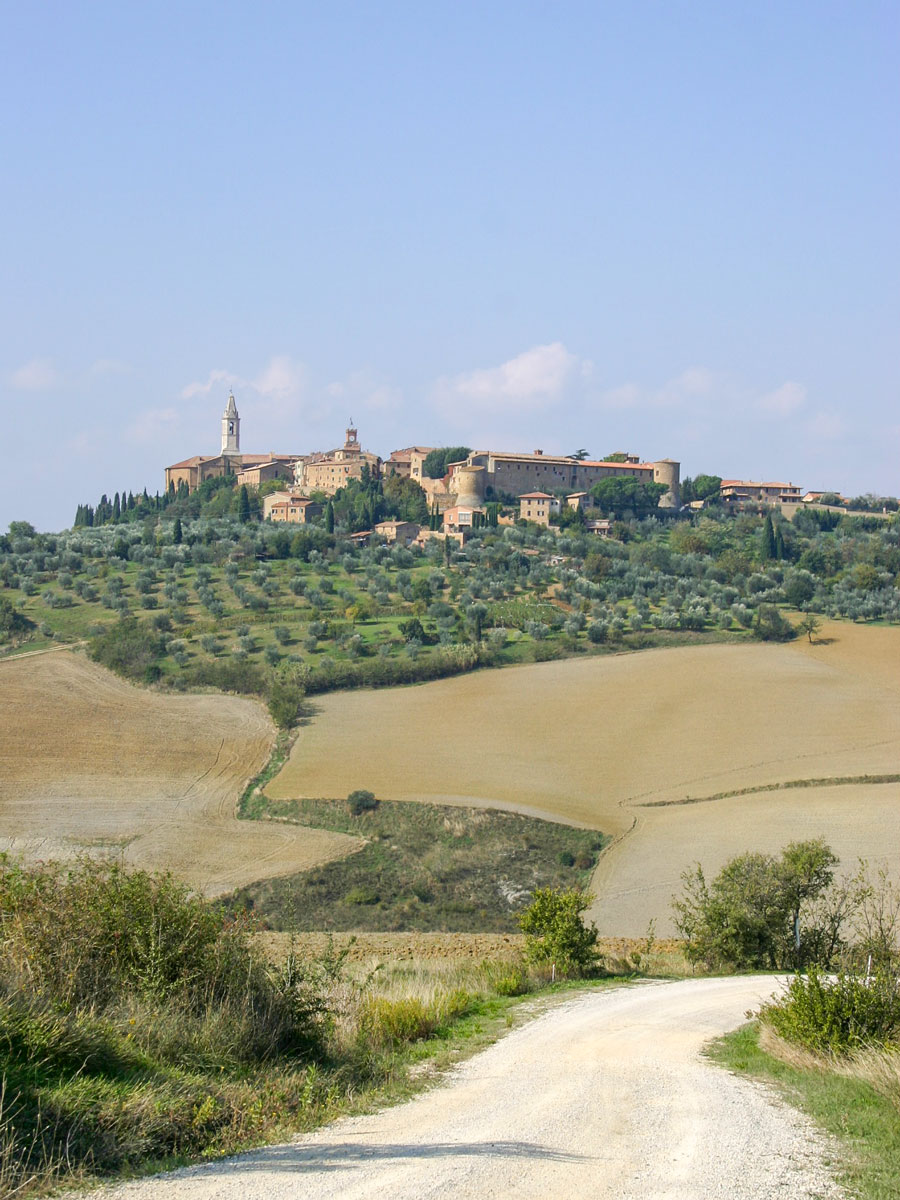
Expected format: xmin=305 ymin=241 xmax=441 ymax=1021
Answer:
xmin=708 ymin=1023 xmax=900 ymax=1200
xmin=235 ymin=795 xmax=606 ymax=932
xmin=0 ymin=856 xmax=625 ymax=1198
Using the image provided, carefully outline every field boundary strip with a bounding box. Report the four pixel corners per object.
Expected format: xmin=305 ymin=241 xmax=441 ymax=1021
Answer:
xmin=638 ymin=773 xmax=900 ymax=809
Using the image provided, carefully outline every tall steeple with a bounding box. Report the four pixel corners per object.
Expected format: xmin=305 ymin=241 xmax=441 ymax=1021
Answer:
xmin=221 ymin=392 xmax=240 ymax=455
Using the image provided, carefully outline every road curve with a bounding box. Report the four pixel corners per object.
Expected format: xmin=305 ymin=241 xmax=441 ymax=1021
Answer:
xmin=94 ymin=976 xmax=844 ymax=1200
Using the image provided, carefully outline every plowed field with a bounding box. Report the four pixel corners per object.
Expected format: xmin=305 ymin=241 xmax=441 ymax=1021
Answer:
xmin=0 ymin=652 xmax=360 ymax=895
xmin=268 ymin=622 xmax=900 ymax=933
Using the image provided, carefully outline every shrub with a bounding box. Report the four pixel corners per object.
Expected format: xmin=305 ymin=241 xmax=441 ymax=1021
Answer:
xmin=752 ymin=604 xmax=796 ymax=642
xmin=518 ymin=887 xmax=600 ymax=978
xmin=760 ymin=970 xmax=900 ymax=1053
xmin=358 ymin=996 xmax=434 ymax=1047
xmin=347 ymin=789 xmax=378 ymax=816
xmin=672 ymin=840 xmax=840 ymax=971
xmin=267 ymin=671 xmax=305 ymax=729
xmin=88 ymin=616 xmax=164 ymax=681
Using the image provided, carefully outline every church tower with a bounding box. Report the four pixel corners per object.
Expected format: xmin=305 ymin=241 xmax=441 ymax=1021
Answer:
xmin=221 ymin=392 xmax=240 ymax=455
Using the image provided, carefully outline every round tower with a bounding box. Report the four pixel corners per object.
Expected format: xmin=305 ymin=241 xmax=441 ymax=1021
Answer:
xmin=652 ymin=459 xmax=680 ymax=508
xmin=453 ymin=465 xmax=485 ymax=508
xmin=221 ymin=392 xmax=240 ymax=456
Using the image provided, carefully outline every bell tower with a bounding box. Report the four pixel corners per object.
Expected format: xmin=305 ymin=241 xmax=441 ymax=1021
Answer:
xmin=221 ymin=392 xmax=240 ymax=455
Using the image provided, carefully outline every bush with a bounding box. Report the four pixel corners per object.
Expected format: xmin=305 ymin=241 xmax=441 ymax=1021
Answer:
xmin=760 ymin=970 xmax=900 ymax=1053
xmin=672 ymin=840 xmax=839 ymax=971
xmin=347 ymin=789 xmax=378 ymax=816
xmin=752 ymin=604 xmax=796 ymax=642
xmin=518 ymin=887 xmax=600 ymax=978
xmin=88 ymin=616 xmax=163 ymax=681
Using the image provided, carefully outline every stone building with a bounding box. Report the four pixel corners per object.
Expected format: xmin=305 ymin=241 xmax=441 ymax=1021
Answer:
xmin=446 ymin=449 xmax=680 ymax=508
xmin=294 ymin=424 xmax=381 ymax=495
xmin=720 ymin=480 xmax=802 ymax=505
xmin=518 ymin=492 xmax=560 ymax=526
xmin=384 ymin=446 xmax=433 ymax=481
xmin=262 ymin=493 xmax=323 ymax=523
xmin=164 ymin=394 xmax=303 ymax=493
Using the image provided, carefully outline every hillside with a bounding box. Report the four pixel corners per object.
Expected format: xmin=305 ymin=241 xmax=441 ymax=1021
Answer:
xmin=2 ymin=505 xmax=898 ymax=708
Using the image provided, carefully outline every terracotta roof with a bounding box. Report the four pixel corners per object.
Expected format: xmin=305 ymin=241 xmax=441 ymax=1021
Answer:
xmin=479 ymin=451 xmax=655 ymax=470
xmin=721 ymin=480 xmax=798 ymax=490
xmin=519 ymin=491 xmax=554 ymax=499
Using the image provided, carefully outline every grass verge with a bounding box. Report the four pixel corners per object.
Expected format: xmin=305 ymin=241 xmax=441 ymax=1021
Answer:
xmin=234 ymin=796 xmax=606 ymax=932
xmin=707 ymin=1022 xmax=900 ymax=1200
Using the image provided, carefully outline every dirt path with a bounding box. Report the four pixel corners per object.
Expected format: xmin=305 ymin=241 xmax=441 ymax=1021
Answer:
xmin=92 ymin=976 xmax=843 ymax=1200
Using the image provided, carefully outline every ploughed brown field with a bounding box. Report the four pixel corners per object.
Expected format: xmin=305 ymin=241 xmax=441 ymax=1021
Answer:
xmin=0 ymin=652 xmax=360 ymax=895
xmin=268 ymin=622 xmax=900 ymax=934
xmin=3 ymin=624 xmax=897 ymax=934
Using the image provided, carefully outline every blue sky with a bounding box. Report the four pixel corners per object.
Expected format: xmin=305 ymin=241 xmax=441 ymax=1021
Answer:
xmin=2 ymin=1 xmax=897 ymax=530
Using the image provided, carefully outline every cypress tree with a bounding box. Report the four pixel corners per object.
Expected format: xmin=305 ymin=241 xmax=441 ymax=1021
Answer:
xmin=173 ymin=517 xmax=183 ymax=545
xmin=237 ymin=485 xmax=251 ymax=523
xmin=762 ymin=513 xmax=777 ymax=559
xmin=325 ymin=501 xmax=335 ymax=533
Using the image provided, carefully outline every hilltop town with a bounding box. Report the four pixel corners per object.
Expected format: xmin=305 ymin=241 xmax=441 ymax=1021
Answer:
xmin=158 ymin=393 xmax=880 ymax=546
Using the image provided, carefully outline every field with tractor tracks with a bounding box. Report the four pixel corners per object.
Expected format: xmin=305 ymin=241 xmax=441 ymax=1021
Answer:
xmin=267 ymin=621 xmax=900 ymax=934
xmin=0 ymin=651 xmax=360 ymax=895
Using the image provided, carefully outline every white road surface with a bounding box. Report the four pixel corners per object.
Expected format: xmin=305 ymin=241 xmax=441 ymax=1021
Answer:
xmin=93 ymin=976 xmax=844 ymax=1200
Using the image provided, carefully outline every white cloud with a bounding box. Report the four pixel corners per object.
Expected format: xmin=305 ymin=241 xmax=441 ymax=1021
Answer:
xmin=9 ymin=358 xmax=59 ymax=391
xmin=597 ymin=367 xmax=723 ymax=413
xmin=757 ymin=381 xmax=807 ymax=417
xmin=180 ymin=367 xmax=239 ymax=401
xmin=252 ymin=355 xmax=305 ymax=401
xmin=180 ymin=356 xmax=306 ymax=411
xmin=326 ymin=370 xmax=403 ymax=416
xmin=436 ymin=343 xmax=588 ymax=411
xmin=806 ymin=410 xmax=847 ymax=440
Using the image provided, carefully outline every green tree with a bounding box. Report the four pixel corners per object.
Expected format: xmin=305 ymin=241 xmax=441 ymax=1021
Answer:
xmin=267 ymin=668 xmax=306 ymax=729
xmin=0 ymin=596 xmax=36 ymax=642
xmin=693 ymin=474 xmax=722 ymax=502
xmin=762 ymin=513 xmax=777 ymax=559
xmin=590 ymin=478 xmax=667 ymax=518
xmin=347 ymin=788 xmax=378 ymax=816
xmin=422 ymin=447 xmax=471 ymax=479
xmin=518 ymin=887 xmax=600 ymax=978
xmin=172 ymin=517 xmax=183 ymax=545
xmin=237 ymin=485 xmax=251 ymax=524
xmin=753 ymin=604 xmax=795 ymax=642
xmin=672 ymin=840 xmax=840 ymax=970
xmin=778 ymin=839 xmax=839 ymax=968
xmin=795 ymin=611 xmax=822 ymax=643
xmin=325 ymin=501 xmax=335 ymax=533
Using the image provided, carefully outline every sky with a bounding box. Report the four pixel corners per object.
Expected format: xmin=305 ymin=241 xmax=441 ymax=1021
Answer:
xmin=2 ymin=1 xmax=897 ymax=531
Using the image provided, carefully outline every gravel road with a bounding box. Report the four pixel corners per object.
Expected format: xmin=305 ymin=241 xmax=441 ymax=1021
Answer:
xmin=93 ymin=976 xmax=844 ymax=1200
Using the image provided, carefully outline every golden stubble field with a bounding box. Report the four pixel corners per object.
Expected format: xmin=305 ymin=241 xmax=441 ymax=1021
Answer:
xmin=0 ymin=652 xmax=360 ymax=895
xmin=268 ymin=622 xmax=900 ymax=934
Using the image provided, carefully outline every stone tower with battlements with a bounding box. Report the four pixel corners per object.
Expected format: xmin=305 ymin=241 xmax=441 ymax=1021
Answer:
xmin=221 ymin=392 xmax=240 ymax=455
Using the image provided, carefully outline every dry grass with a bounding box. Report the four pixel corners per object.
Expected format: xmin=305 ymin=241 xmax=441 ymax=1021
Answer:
xmin=760 ymin=1021 xmax=900 ymax=1114
xmin=0 ymin=652 xmax=358 ymax=896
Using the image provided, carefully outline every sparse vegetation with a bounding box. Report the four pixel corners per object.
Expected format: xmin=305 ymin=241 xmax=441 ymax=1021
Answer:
xmin=234 ymin=797 xmax=606 ymax=933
